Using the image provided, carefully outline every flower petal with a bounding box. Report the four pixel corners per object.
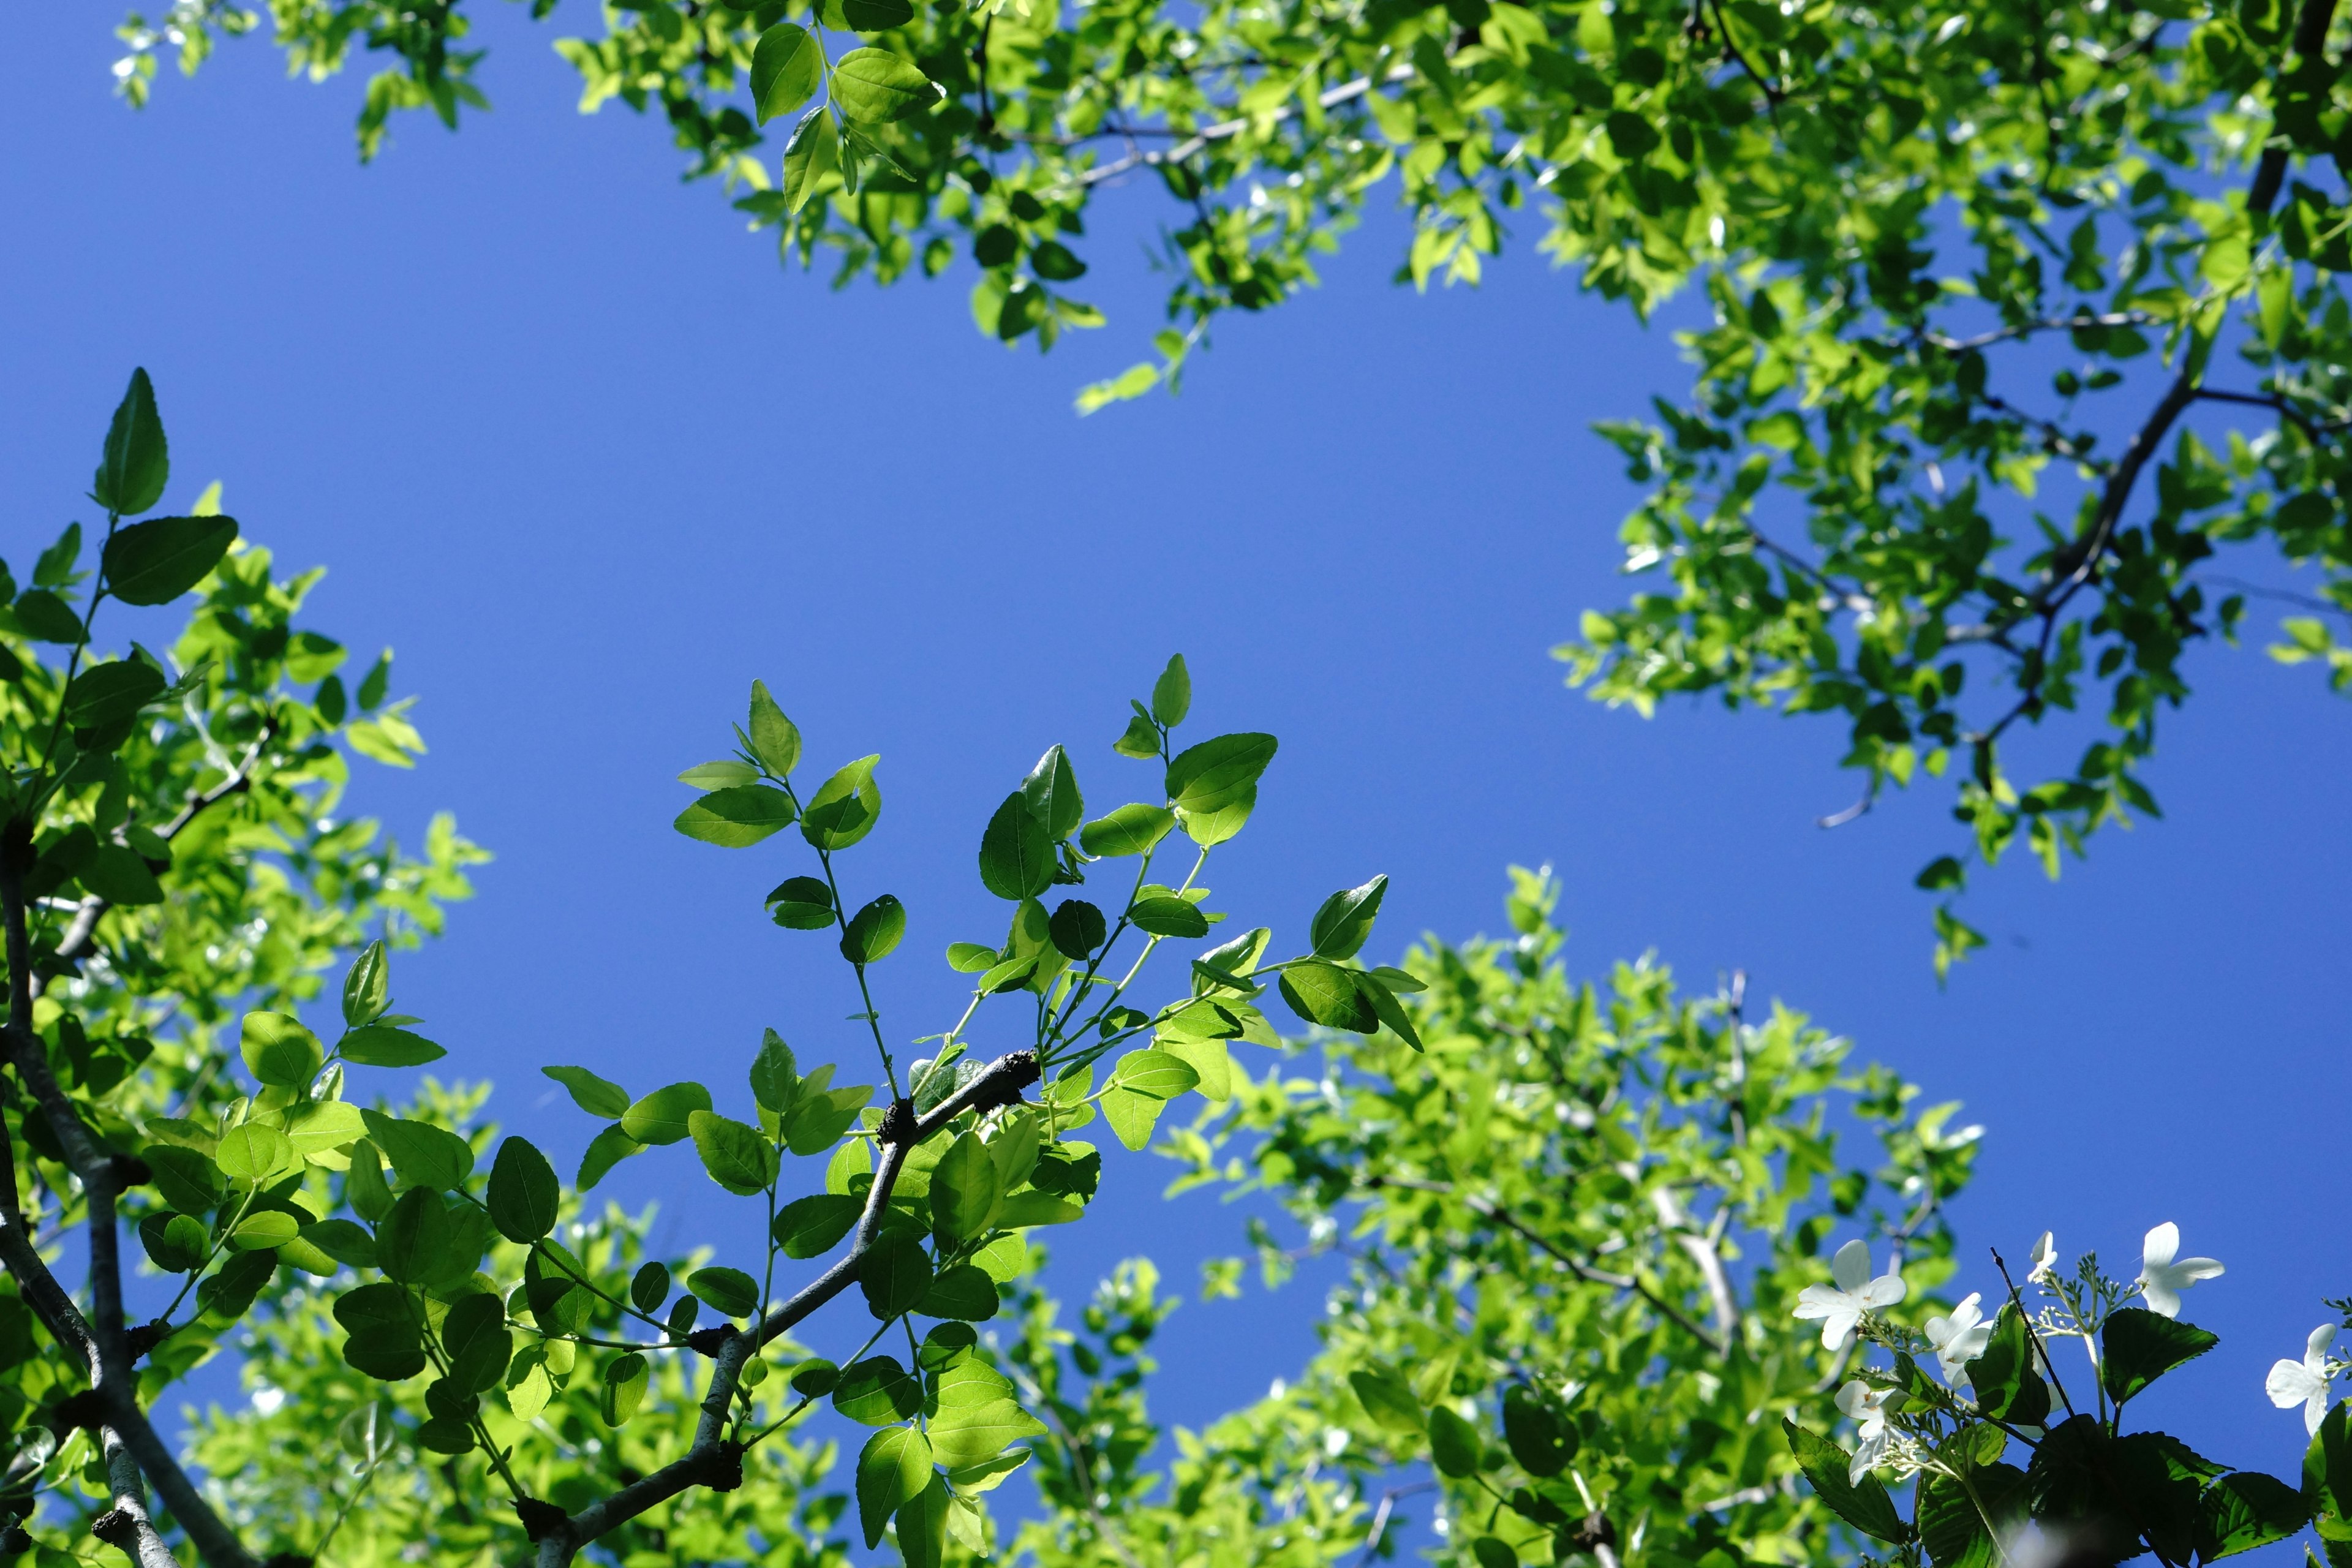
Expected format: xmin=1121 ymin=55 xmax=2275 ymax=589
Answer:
xmin=1831 ymin=1238 xmax=1871 ymax=1293
xmin=2141 ymin=1222 xmax=2179 ymax=1271
xmin=2307 ymin=1325 xmax=2337 ymax=1372
xmin=2271 ymin=1359 xmax=2324 ymax=1409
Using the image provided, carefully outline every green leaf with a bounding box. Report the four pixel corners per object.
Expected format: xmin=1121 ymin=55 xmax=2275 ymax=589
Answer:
xmin=1106 ymin=1051 xmax=1196 ymax=1107
xmin=1177 ymin=790 xmax=1255 ymax=847
xmin=1428 ymin=1405 xmax=1483 ymax=1477
xmin=92 ymin=368 xmax=169 ymax=516
xmin=1279 ymin=962 xmax=1378 ymax=1033
xmin=752 ymin=22 xmax=825 ymax=123
xmin=995 ymin=1190 xmax=1084 ymax=1227
xmin=802 ymin=755 xmax=883 ymax=849
xmin=241 ymin=1011 xmax=323 ymax=1088
xmin=577 ymin=1124 xmax=646 ymax=1190
xmin=919 ymin=1265 xmax=1001 ymax=1321
xmin=688 ymin=1265 xmax=762 ymax=1319
xmin=2304 ymin=1403 xmax=2351 ymax=1531
xmin=486 ymin=1136 xmax=560 ymax=1243
xmin=543 ymin=1065 xmax=630 ymax=1118
xmin=1164 ymin=732 xmax=1277 ymax=813
xmin=861 ymin=1230 xmax=935 ymax=1319
xmin=1309 ymin=875 xmax=1387 ymax=960
xmin=834 ymin=1355 xmax=923 ymax=1424
xmin=339 ymin=1025 xmax=446 ymax=1068
xmin=929 ymin=1398 xmax=1046 ymax=1467
xmin=630 ymin=1261 xmax=671 ymax=1313
xmin=1918 ymin=1463 xmax=2024 ymax=1568
xmin=858 ymin=1425 xmax=934 ymax=1548
xmin=198 ymin=1249 xmax=276 ymax=1321
xmin=751 ymin=1028 xmax=799 ymax=1112
xmin=1048 ymin=899 xmax=1106 ymax=959
xmin=1127 ymin=896 xmax=1208 ymax=938
xmin=345 ymin=1141 xmax=393 ymax=1221
xmin=680 ymin=760 xmax=760 ymax=789
xmin=375 ymin=1187 xmax=455 ymax=1284
xmin=138 ymin=1212 xmax=209 ymax=1273
xmin=775 ymin=1193 xmax=862 ymax=1257
xmin=674 ymin=785 xmax=798 ymax=846
xmin=1079 ymin=803 xmax=1174 ymax=858
xmin=844 ymin=0 xmax=914 ymax=24
xmin=12 ymin=589 xmax=86 ymax=644
xmin=360 ymin=1109 xmax=475 ymax=1191
xmin=601 ymin=1352 xmax=649 ymax=1427
xmin=780 ymin=106 xmax=840 ymax=214
xmin=101 ymin=513 xmax=241 ymax=608
xmin=833 ymin=47 xmax=934 ymax=122
xmin=1020 ymin=745 xmax=1084 ymax=840
xmin=335 ymin=1280 xmax=425 ymax=1381
xmin=64 ymin=660 xmax=164 ymax=731
xmin=1349 ymin=1366 xmax=1425 ymax=1434
xmin=1095 ymin=1085 xmax=1162 ymax=1151
xmin=620 ymin=1082 xmax=714 ymax=1145
xmin=144 ymin=1144 xmax=223 ymax=1215
xmin=1112 ymin=714 xmax=1161 ymax=758
xmin=1502 ymin=1385 xmax=1575 ymax=1477
xmin=946 ymin=941 xmax=998 ymax=973
xmin=979 ymin=791 xmax=1056 ymax=901
xmin=443 ymin=1293 xmax=512 ymax=1397
xmin=785 ymin=1080 xmax=872 ymax=1155
xmin=1470 ymin=1538 xmax=1519 ymax=1568
xmin=2199 ymin=1472 xmax=2312 ymax=1559
xmin=1783 ymin=1418 xmax=1912 ymax=1544
xmin=929 ymin=1131 xmax=1002 ymax=1242
xmin=841 ymin=894 xmax=907 ymax=963
xmin=689 ymin=1109 xmax=780 ymax=1195
xmin=232 ymin=1209 xmax=300 ymax=1251
xmin=1964 ymin=1303 xmax=2051 ymax=1424
xmin=215 ymin=1123 xmax=295 ymax=1187
xmin=1150 ymin=654 xmax=1190 ymax=726
xmin=78 ymin=843 xmax=162 ymax=905
xmin=301 ymin=1219 xmax=378 ymax=1268
xmin=1359 ymin=972 xmax=1426 ymax=1050
xmin=898 ymin=1475 xmax=952 ymax=1568
xmin=767 ymin=875 xmax=837 ymax=929
xmin=2103 ymin=1308 xmax=2220 ymax=1406
xmin=342 ymin=940 xmax=390 ymax=1027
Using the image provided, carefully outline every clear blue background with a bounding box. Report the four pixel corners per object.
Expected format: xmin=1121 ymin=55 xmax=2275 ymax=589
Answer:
xmin=1 ymin=3 xmax=2344 ymax=1549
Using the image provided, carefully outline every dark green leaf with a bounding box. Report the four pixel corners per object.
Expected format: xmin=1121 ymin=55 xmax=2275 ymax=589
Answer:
xmin=768 ymin=875 xmax=835 ymax=929
xmin=144 ymin=1144 xmax=222 ymax=1215
xmin=543 ymin=1064 xmax=630 ymax=1119
xmin=1164 ymin=732 xmax=1277 ymax=812
xmin=138 ymin=1212 xmax=209 ymax=1273
xmin=1504 ymin=1385 xmax=1576 ymax=1477
xmin=104 ymin=516 xmax=239 ymax=606
xmin=791 ymin=1357 xmax=840 ymax=1396
xmin=1309 ymin=875 xmax=1387 ymax=960
xmin=78 ymin=844 xmax=162 ymax=905
xmin=301 ymin=1219 xmax=377 ymax=1268
xmin=1965 ymin=1303 xmax=2051 ymax=1425
xmin=620 ymin=1082 xmax=714 ymax=1145
xmin=198 ymin=1249 xmax=276 ymax=1321
xmin=12 ymin=589 xmax=86 ymax=644
xmin=860 ymin=1230 xmax=935 ymax=1319
xmin=1783 ymin=1419 xmax=1913 ymax=1544
xmin=1919 ymin=1463 xmax=2024 ymax=1568
xmin=918 ymin=1265 xmax=1000 ymax=1321
xmin=577 ymin=1123 xmax=646 ymax=1190
xmin=675 ymin=785 xmax=798 ymax=846
xmin=334 ymin=1281 xmax=424 ymax=1381
xmin=689 ymin=1265 xmax=761 ymax=1319
xmin=601 ymin=1352 xmax=649 ymax=1427
xmin=630 ymin=1261 xmax=671 ymax=1313
xmin=2199 ymin=1472 xmax=2312 ymax=1559
xmin=897 ymin=1474 xmax=951 ymax=1568
xmin=375 ymin=1187 xmax=454 ymax=1284
xmin=841 ymin=894 xmax=907 ymax=964
xmin=843 ymin=0 xmax=914 ymax=26
xmin=1049 ymin=899 xmax=1106 ymax=959
xmin=444 ymin=1292 xmax=513 ymax=1395
xmin=919 ymin=1322 xmax=977 ymax=1371
xmin=486 ymin=1136 xmax=560 ymax=1243
xmin=339 ymin=1025 xmax=446 ymax=1067
xmin=92 ymin=368 xmax=169 ymax=516
xmin=2103 ymin=1308 xmax=2220 ymax=1406
xmin=64 ymin=660 xmax=164 ymax=731
xmin=751 ymin=1028 xmax=799 ymax=1112
xmin=1127 ymin=896 xmax=1208 ymax=938
xmin=1429 ymin=1405 xmax=1483 ymax=1477
xmin=775 ymin=1193 xmax=862 ymax=1257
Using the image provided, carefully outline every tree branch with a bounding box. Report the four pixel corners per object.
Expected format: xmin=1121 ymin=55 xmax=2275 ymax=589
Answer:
xmin=527 ymin=1049 xmax=1042 ymax=1566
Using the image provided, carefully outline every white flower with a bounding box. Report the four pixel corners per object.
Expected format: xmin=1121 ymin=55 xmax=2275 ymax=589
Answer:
xmin=1836 ymin=1379 xmax=1893 ymax=1484
xmin=1794 ymin=1240 xmax=1908 ymax=1351
xmin=2027 ymin=1232 xmax=2057 ymax=1284
xmin=1926 ymin=1293 xmax=1994 ymax=1387
xmin=2267 ymin=1325 xmax=2337 ymax=1436
xmin=2136 ymin=1223 xmax=2223 ymax=1319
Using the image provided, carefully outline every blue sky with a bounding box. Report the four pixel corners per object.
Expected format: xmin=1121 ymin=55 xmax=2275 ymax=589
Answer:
xmin=3 ymin=0 xmax=2346 ymax=1545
